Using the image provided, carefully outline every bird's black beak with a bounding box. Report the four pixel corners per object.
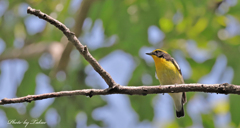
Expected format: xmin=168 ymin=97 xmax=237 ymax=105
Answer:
xmin=146 ymin=52 xmax=153 ymax=55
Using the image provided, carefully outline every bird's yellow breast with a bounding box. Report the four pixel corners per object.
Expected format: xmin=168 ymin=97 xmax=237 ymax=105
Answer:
xmin=154 ymin=57 xmax=183 ymax=85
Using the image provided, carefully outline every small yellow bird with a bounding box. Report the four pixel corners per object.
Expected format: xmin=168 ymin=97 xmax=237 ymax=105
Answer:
xmin=146 ymin=49 xmax=187 ymax=118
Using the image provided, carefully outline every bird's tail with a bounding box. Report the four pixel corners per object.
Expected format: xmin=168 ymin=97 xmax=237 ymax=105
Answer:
xmin=173 ymin=92 xmax=186 ymax=118
xmin=176 ymin=104 xmax=184 ymax=118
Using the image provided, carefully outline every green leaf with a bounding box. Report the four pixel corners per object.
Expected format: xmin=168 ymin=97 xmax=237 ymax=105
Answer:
xmin=229 ymin=95 xmax=240 ymax=127
xmin=17 ymin=59 xmax=41 ymax=96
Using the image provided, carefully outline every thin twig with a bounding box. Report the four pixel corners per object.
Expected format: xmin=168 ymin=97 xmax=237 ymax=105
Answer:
xmin=0 ymin=83 xmax=239 ymax=105
xmin=11 ymin=7 xmax=238 ymax=107
xmin=56 ymin=0 xmax=95 ymax=72
xmin=27 ymin=7 xmax=116 ymax=88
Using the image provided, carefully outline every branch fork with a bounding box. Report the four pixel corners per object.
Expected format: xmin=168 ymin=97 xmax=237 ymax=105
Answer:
xmin=0 ymin=7 xmax=238 ymax=105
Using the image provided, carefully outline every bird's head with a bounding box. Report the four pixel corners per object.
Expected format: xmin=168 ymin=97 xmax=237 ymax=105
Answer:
xmin=146 ymin=49 xmax=168 ymax=60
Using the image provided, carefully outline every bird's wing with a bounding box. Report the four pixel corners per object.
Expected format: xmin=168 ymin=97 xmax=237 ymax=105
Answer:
xmin=171 ymin=58 xmax=182 ymax=75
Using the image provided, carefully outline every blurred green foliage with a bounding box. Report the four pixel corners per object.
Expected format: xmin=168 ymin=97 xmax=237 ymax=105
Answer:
xmin=0 ymin=0 xmax=240 ymax=127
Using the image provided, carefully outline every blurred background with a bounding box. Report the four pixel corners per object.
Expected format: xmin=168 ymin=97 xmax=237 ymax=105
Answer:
xmin=0 ymin=0 xmax=240 ymax=127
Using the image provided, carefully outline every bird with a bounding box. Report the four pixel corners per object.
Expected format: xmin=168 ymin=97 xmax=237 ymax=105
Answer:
xmin=146 ymin=49 xmax=187 ymax=118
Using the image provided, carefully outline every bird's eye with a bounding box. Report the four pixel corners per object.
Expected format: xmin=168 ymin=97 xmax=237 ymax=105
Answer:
xmin=155 ymin=51 xmax=159 ymax=53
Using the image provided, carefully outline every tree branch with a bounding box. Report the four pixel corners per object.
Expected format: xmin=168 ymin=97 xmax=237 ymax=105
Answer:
xmin=4 ymin=7 xmax=234 ymax=107
xmin=1 ymin=83 xmax=239 ymax=105
xmin=27 ymin=7 xmax=116 ymax=88
xmin=0 ymin=42 xmax=65 ymax=62
xmin=56 ymin=0 xmax=95 ymax=72
xmin=0 ymin=43 xmax=48 ymax=61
